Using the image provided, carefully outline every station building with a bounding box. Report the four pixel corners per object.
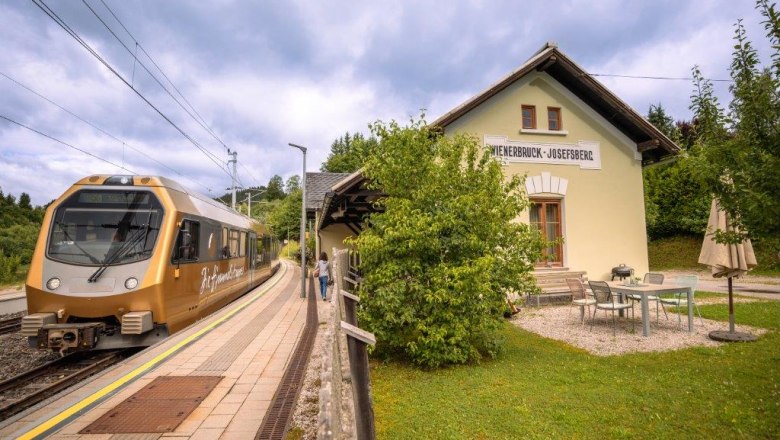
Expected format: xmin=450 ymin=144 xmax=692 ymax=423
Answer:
xmin=307 ymin=42 xmax=680 ymax=288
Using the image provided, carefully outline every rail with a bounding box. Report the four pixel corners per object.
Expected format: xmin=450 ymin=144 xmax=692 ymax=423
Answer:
xmin=0 ymin=316 xmax=22 ymax=335
xmin=0 ymin=348 xmax=137 ymax=421
xmin=318 ymin=248 xmax=376 ymax=440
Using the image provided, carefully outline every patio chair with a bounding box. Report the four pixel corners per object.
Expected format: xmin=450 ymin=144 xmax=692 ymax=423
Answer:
xmin=625 ymin=272 xmax=668 ymax=322
xmin=589 ymin=280 xmax=634 ymax=336
xmin=659 ymin=275 xmax=704 ymax=330
xmin=565 ymin=278 xmax=596 ymax=324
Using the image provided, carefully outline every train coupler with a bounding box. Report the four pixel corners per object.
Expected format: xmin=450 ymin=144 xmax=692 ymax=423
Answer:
xmin=37 ymin=323 xmax=106 ymax=356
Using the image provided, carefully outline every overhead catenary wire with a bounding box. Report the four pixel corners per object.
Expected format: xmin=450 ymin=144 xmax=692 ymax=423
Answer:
xmin=0 ymin=70 xmax=216 ymax=195
xmin=80 ymin=0 xmax=226 ymax=167
xmin=30 ymin=0 xmax=233 ymax=180
xmin=0 ymin=114 xmax=138 ymax=175
xmin=89 ymin=0 xmax=267 ymax=188
xmin=95 ymin=0 xmax=230 ymax=154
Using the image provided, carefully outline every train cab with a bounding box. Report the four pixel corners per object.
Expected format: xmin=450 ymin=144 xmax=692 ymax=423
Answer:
xmin=22 ymin=175 xmax=278 ymax=355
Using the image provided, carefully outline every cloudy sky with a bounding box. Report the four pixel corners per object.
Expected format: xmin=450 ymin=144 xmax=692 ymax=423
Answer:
xmin=0 ymin=0 xmax=773 ymax=206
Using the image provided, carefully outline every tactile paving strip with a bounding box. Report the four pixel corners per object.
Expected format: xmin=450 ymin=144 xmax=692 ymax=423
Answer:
xmin=79 ymin=376 xmax=222 ymax=434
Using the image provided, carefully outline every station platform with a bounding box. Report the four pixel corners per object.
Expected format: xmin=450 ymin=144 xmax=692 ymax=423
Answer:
xmin=1 ymin=260 xmax=309 ymax=439
xmin=0 ymin=289 xmax=26 ymax=315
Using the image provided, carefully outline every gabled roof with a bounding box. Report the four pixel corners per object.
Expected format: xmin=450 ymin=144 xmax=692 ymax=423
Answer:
xmin=305 ymin=172 xmax=350 ymax=214
xmin=431 ymin=42 xmax=681 ymax=163
xmin=317 ymin=171 xmax=384 ymax=232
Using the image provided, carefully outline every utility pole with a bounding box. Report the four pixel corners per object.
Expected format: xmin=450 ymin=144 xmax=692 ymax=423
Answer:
xmin=245 ymin=190 xmax=266 ymax=219
xmin=228 ymin=149 xmax=238 ymax=209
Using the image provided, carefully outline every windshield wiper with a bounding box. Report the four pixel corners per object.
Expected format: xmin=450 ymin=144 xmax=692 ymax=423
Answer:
xmin=87 ymin=226 xmax=147 ymax=283
xmin=54 ymin=222 xmax=100 ymax=264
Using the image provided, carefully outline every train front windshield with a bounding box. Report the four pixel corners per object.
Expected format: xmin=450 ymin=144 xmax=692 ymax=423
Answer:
xmin=47 ymin=189 xmax=164 ymax=266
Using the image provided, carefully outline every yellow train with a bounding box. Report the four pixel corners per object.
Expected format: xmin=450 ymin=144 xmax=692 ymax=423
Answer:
xmin=22 ymin=175 xmax=279 ymax=354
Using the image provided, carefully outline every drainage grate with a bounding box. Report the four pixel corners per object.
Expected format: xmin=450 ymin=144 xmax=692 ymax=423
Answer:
xmin=256 ymin=274 xmax=318 ymax=440
xmin=80 ymin=376 xmax=222 ymax=434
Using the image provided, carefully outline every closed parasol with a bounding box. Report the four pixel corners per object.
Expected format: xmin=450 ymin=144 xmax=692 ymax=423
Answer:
xmin=698 ymin=199 xmax=758 ymax=342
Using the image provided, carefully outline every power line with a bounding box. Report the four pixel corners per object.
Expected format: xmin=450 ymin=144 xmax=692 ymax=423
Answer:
xmin=0 ymin=114 xmax=138 ymax=175
xmin=0 ymin=70 xmax=216 ymax=195
xmin=81 ymin=0 xmax=226 ymax=166
xmin=589 ymin=73 xmax=733 ymax=83
xmin=97 ymin=0 xmax=229 ymax=154
xmin=239 ymin=162 xmax=264 ymax=188
xmin=30 ymin=0 xmax=233 ymax=180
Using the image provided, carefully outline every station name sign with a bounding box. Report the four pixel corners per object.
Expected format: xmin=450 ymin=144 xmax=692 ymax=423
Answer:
xmin=485 ymin=135 xmax=601 ymax=170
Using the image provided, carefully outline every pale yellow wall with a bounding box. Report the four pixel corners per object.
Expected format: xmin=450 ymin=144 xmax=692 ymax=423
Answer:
xmin=445 ymin=72 xmax=649 ymax=281
xmin=315 ymin=211 xmax=355 ymax=262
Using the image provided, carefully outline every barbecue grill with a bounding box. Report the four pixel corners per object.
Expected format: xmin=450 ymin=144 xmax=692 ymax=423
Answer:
xmin=611 ymin=264 xmax=634 ymax=281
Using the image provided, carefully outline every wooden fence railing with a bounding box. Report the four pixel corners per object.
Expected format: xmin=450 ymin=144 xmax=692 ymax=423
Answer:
xmin=317 ymin=249 xmax=375 ymax=440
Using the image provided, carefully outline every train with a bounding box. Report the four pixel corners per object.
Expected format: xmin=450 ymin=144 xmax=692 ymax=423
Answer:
xmin=21 ymin=175 xmax=279 ymax=354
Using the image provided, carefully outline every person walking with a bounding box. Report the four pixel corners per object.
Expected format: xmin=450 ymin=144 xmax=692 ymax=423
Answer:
xmin=316 ymin=252 xmax=332 ymax=301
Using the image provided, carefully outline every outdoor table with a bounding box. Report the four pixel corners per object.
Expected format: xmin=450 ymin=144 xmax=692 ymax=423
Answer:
xmin=607 ymin=282 xmax=693 ymax=337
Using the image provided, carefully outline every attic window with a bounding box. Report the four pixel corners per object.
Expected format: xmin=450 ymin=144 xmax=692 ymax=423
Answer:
xmin=548 ymin=107 xmax=562 ymax=131
xmin=521 ymin=105 xmax=536 ymax=129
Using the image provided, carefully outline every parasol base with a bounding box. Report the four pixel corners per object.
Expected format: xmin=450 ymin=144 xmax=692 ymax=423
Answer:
xmin=708 ymin=330 xmax=758 ymax=342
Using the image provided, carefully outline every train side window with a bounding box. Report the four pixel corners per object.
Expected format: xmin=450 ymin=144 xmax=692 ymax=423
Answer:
xmin=229 ymin=229 xmax=239 ymax=257
xmin=221 ymin=227 xmax=229 ymax=258
xmin=173 ymin=220 xmax=199 ymax=262
xmin=239 ymin=231 xmax=247 ymax=257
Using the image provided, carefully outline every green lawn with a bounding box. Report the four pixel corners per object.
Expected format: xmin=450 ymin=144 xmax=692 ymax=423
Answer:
xmin=371 ymin=299 xmax=780 ymax=439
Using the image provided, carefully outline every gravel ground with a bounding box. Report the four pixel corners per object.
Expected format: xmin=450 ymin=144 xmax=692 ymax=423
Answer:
xmin=289 ymin=298 xmax=333 ymax=439
xmin=0 ymin=332 xmax=59 ymax=382
xmin=511 ymin=302 xmax=768 ymax=356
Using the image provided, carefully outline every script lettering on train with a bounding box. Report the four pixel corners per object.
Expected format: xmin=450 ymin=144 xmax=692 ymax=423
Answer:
xmin=199 ymin=264 xmax=246 ymax=295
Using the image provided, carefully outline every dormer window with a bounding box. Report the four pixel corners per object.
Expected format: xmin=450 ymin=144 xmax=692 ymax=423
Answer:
xmin=522 ymin=105 xmax=536 ymax=129
xmin=547 ymin=107 xmax=562 ymax=131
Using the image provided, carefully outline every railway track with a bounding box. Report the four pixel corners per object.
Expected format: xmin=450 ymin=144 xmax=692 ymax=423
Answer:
xmin=0 ymin=317 xmax=22 ymax=335
xmin=0 ymin=348 xmax=139 ymax=421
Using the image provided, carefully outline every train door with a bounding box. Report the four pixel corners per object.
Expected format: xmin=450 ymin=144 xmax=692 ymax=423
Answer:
xmin=248 ymin=231 xmax=256 ymax=283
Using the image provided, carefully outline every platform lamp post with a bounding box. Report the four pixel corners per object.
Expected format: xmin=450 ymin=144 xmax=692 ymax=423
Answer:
xmin=288 ymin=143 xmax=307 ymax=299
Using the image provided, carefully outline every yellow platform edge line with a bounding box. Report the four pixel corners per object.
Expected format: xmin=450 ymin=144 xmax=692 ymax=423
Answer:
xmin=17 ymin=261 xmax=292 ymax=440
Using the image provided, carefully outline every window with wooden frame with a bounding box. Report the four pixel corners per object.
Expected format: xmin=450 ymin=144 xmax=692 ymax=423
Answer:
xmin=547 ymin=107 xmax=562 ymax=131
xmin=521 ymin=105 xmax=536 ymax=129
xmin=529 ymin=198 xmax=563 ymax=266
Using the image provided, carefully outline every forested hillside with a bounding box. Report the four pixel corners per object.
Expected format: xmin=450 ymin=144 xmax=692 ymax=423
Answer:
xmin=0 ymin=190 xmax=46 ymax=283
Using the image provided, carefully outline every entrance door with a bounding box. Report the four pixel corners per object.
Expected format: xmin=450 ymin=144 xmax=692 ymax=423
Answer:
xmin=529 ymin=199 xmax=563 ymax=267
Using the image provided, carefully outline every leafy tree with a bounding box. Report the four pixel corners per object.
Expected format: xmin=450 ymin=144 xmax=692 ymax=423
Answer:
xmin=349 ymin=116 xmax=543 ymax=368
xmin=265 ymin=175 xmax=286 ymax=200
xmin=320 ymin=132 xmax=378 ymax=173
xmin=643 ymin=104 xmax=710 ymax=238
xmin=18 ymin=193 xmax=32 ymax=210
xmin=647 ymin=103 xmax=682 ymax=142
xmin=689 ymin=2 xmax=780 ymax=255
xmin=0 ymin=188 xmax=45 ymax=266
xmin=285 ymin=175 xmax=300 ymax=194
xmin=266 ymin=188 xmax=302 ymax=241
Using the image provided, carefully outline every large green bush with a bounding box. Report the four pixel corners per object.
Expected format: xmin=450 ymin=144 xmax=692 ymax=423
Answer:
xmin=350 ymin=117 xmax=542 ymax=368
xmin=644 ymin=157 xmax=710 ymax=239
xmin=0 ymin=251 xmax=21 ymax=283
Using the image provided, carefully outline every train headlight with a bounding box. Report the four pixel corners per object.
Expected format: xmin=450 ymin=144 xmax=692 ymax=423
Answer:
xmin=124 ymin=277 xmax=138 ymax=290
xmin=46 ymin=277 xmax=61 ymax=290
